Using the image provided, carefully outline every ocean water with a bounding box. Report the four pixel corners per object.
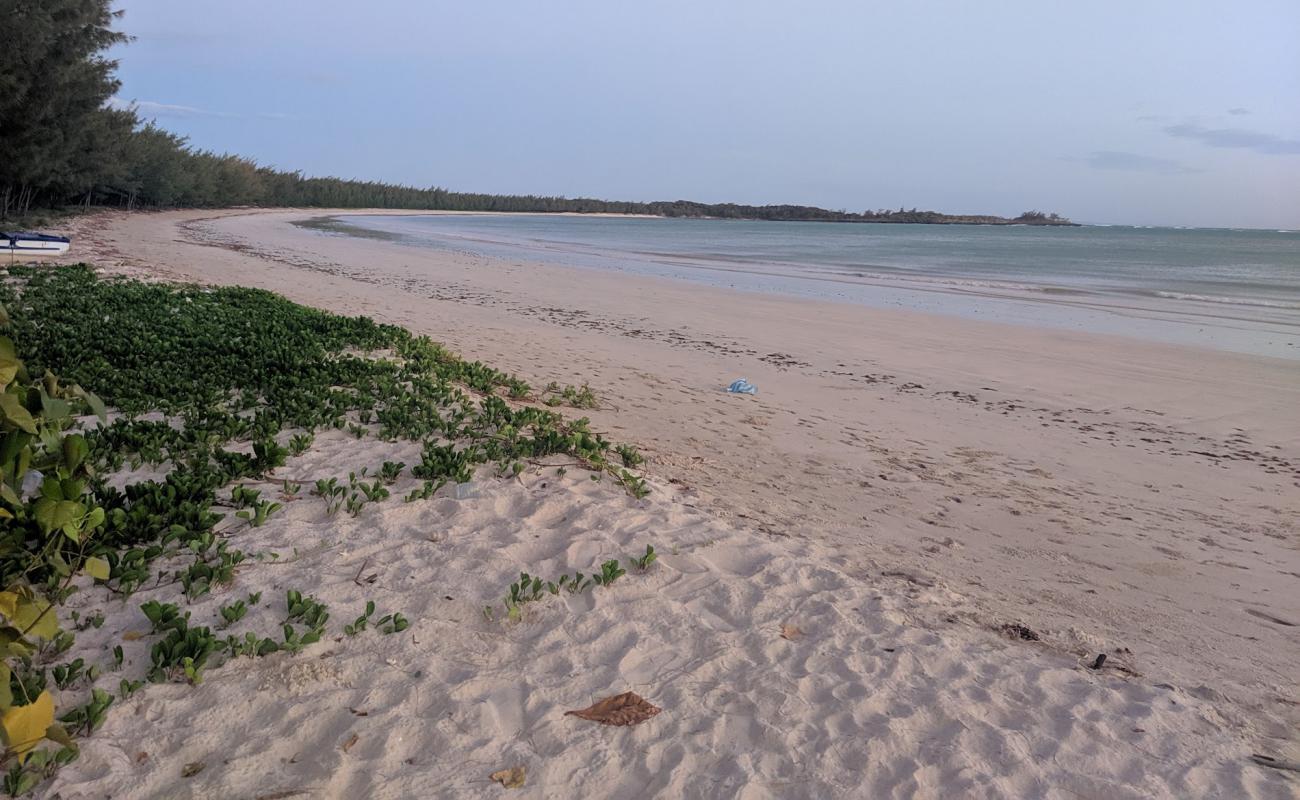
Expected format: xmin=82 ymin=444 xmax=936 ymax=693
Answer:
xmin=331 ymin=214 xmax=1300 ymax=359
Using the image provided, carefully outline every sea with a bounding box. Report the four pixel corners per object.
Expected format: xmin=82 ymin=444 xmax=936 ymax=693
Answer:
xmin=331 ymin=214 xmax=1300 ymax=360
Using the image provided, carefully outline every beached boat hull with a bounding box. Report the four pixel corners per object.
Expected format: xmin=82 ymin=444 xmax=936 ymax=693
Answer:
xmin=1 ymin=232 xmax=71 ymax=259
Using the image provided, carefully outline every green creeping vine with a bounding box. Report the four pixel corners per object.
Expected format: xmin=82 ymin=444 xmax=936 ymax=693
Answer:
xmin=218 ymin=600 xmax=247 ymax=628
xmin=491 ymin=545 xmax=655 ymax=621
xmin=236 ymin=497 xmax=282 ymax=527
xmin=148 ymin=619 xmax=219 ymax=685
xmin=0 ymin=265 xmax=653 ymax=792
xmin=630 ymin=544 xmax=657 ymax=571
xmin=284 ymin=590 xmax=329 ymax=630
xmin=341 ymin=599 xmax=406 ymax=636
xmin=343 ymin=601 xmax=375 ymax=636
xmin=541 ymin=382 xmax=599 ymax=409
xmin=616 ymin=443 xmax=644 ymax=468
xmin=378 ymin=461 xmax=405 ymax=484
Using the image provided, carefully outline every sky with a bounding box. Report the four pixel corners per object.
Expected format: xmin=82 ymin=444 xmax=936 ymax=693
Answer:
xmin=106 ymin=1 xmax=1300 ymax=228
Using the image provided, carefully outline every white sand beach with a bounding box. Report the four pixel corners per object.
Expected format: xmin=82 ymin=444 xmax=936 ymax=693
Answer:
xmin=40 ymin=209 xmax=1300 ymax=799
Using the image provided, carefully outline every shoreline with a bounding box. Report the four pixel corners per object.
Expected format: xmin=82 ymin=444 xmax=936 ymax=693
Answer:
xmin=41 ymin=207 xmax=1300 ymax=791
xmin=316 ymin=211 xmax=1300 ymax=361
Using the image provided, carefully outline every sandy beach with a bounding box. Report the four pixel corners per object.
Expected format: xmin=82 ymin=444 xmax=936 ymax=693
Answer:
xmin=39 ymin=208 xmax=1300 ymax=799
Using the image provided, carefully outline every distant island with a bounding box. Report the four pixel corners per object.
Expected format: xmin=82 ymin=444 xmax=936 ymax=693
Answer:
xmin=568 ymin=203 xmax=1077 ymax=226
xmin=265 ymin=190 xmax=1077 ymax=226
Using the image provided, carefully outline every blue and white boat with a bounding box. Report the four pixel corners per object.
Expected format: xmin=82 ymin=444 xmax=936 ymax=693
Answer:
xmin=2 ymin=231 xmax=71 ymax=259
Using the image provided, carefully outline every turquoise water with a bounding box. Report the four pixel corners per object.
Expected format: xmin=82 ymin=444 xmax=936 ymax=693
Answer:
xmin=333 ymin=214 xmax=1300 ymax=359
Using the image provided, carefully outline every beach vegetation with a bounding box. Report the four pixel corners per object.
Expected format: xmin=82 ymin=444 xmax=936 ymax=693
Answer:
xmin=378 ymin=461 xmax=405 ymax=484
xmin=593 ymin=559 xmax=627 ymax=587
xmin=616 ymin=444 xmax=644 ymax=468
xmin=376 ymin=612 xmax=409 ymax=635
xmin=403 ymin=481 xmax=438 ymax=503
xmin=630 ymin=545 xmax=657 ymax=571
xmin=0 ymin=265 xmax=651 ymax=789
xmin=218 ymin=600 xmax=247 ymax=628
xmin=344 ymin=601 xmax=375 ymax=636
xmin=224 ymin=632 xmax=279 ymax=659
xmin=235 ymin=497 xmax=282 ymax=528
xmin=618 ymin=470 xmax=650 ymax=499
xmin=284 ymin=590 xmax=329 ymax=631
xmin=542 ymin=382 xmax=600 ymax=409
xmin=57 ymin=688 xmax=112 ymax=735
xmin=288 ymin=433 xmax=314 ymax=456
xmin=139 ymin=601 xmax=184 ymax=634
xmin=278 ymin=623 xmax=320 ymax=655
xmin=147 ymin=620 xmax=219 ymax=684
xmin=495 ymin=547 xmax=651 ymax=620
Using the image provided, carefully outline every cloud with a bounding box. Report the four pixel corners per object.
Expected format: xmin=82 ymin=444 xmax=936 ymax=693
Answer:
xmin=1227 ymin=107 xmax=1249 ymax=116
xmin=107 ymin=97 xmax=234 ymax=118
xmin=1163 ymin=122 xmax=1300 ymax=155
xmin=1072 ymin=151 xmax=1199 ymax=175
xmin=106 ymin=97 xmax=293 ymax=121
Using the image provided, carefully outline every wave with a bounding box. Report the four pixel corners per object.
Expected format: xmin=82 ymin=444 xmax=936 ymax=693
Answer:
xmin=1152 ymin=291 xmax=1300 ymax=310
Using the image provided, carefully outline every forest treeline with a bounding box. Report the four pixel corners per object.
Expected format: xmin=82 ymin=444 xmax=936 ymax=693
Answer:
xmin=0 ymin=1 xmax=1073 ymax=226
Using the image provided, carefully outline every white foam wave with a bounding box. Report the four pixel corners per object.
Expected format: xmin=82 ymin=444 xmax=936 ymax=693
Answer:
xmin=1154 ymin=291 xmax=1300 ymax=310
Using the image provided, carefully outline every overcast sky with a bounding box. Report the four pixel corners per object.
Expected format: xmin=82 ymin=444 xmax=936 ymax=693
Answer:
xmin=108 ymin=1 xmax=1299 ymax=228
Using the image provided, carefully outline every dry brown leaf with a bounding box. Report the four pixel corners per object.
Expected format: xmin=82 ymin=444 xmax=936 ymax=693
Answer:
xmin=489 ymin=765 xmax=526 ymax=789
xmin=341 ymin=733 xmax=359 ymax=753
xmin=564 ymin=692 xmax=661 ymax=726
xmin=780 ymin=624 xmax=804 ymax=641
xmin=122 ymin=630 xmax=146 ymax=641
xmin=134 ymin=751 xmax=148 ymax=764
xmin=181 ymin=762 xmax=204 ymax=778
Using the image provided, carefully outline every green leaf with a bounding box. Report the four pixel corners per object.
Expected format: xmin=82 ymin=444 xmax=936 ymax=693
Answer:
xmin=0 ymin=359 xmax=18 ymax=389
xmin=81 ymin=390 xmax=106 ymax=421
xmin=48 ymin=550 xmax=71 ymax=578
xmin=43 ymin=723 xmax=75 ymax=750
xmin=33 ymin=498 xmax=83 ymax=535
xmin=0 ymin=663 xmax=11 ymax=710
xmin=40 ymin=476 xmax=64 ymax=501
xmin=0 ymin=482 xmax=20 ymax=507
xmin=0 ymin=394 xmax=36 ymax=434
xmin=62 ymin=434 xmax=88 ymax=473
xmin=40 ymin=393 xmax=71 ymax=422
xmin=84 ymin=557 xmax=110 ymax=581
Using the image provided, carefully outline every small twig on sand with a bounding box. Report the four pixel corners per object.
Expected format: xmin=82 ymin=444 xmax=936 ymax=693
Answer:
xmin=526 ymin=458 xmax=585 ymax=468
xmin=255 ymin=790 xmax=312 ymax=800
xmin=352 ymin=557 xmax=375 ymax=586
xmin=1252 ymin=754 xmax=1300 ymax=773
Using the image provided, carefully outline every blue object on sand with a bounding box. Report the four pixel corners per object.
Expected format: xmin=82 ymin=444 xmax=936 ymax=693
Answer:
xmin=726 ymin=378 xmax=758 ymax=395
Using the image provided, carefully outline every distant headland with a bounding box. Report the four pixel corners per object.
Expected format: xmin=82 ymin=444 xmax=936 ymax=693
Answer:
xmin=602 ymin=203 xmax=1077 ymax=226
